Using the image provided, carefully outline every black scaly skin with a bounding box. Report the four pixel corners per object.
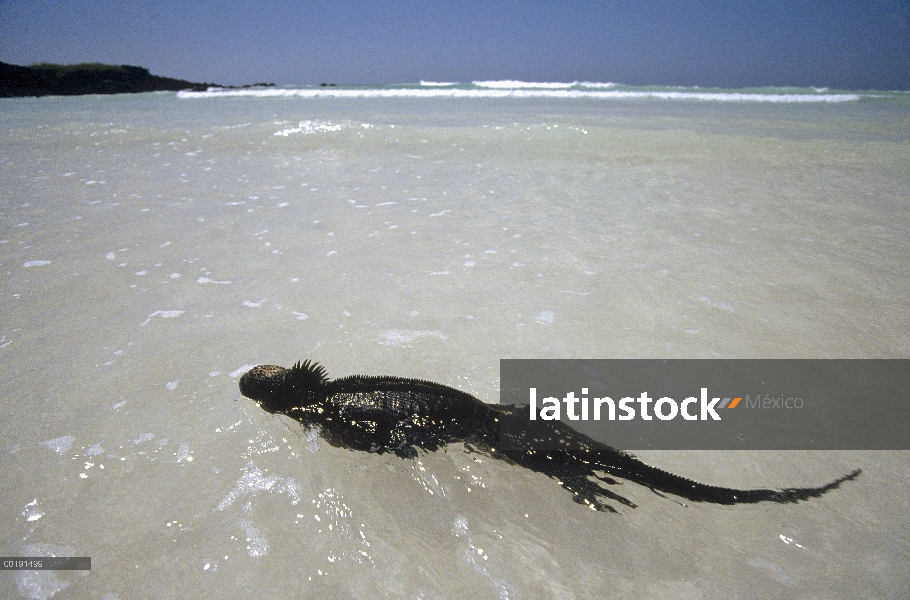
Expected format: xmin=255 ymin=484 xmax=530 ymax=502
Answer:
xmin=239 ymin=360 xmax=861 ymax=512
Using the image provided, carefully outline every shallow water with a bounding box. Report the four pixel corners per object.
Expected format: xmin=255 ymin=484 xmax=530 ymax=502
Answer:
xmin=1 ymin=90 xmax=908 ymax=598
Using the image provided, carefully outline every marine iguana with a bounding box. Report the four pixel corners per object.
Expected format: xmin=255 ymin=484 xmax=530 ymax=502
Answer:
xmin=239 ymin=360 xmax=860 ymax=512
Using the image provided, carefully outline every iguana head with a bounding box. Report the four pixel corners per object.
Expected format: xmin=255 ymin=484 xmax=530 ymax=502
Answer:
xmin=239 ymin=360 xmax=329 ymax=413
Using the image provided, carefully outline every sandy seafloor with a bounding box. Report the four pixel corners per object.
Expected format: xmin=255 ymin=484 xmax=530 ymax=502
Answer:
xmin=1 ymin=89 xmax=909 ymax=599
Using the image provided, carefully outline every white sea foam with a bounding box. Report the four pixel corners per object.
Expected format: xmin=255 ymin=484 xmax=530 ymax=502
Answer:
xmin=85 ymin=442 xmax=104 ymax=456
xmin=215 ymin=461 xmax=303 ymax=558
xmin=238 ymin=519 xmax=269 ymax=557
xmin=140 ymin=310 xmax=185 ymax=326
xmin=217 ymin=460 xmax=302 ymax=511
xmin=274 ymin=120 xmax=347 ymax=136
xmin=420 ymin=81 xmax=459 ymax=86
xmin=40 ymin=435 xmax=74 ymax=454
xmin=378 ymin=329 xmax=447 ymax=346
xmin=473 ymin=80 xmax=577 ymax=89
xmin=176 ymin=443 xmax=192 ymax=462
xmin=131 ymin=432 xmax=155 ymax=444
xmin=179 ymin=87 xmax=863 ymax=103
xmin=534 ymin=310 xmax=555 ymax=324
xmin=21 ymin=499 xmax=44 ymax=522
xmin=22 ymin=260 xmax=51 ymax=267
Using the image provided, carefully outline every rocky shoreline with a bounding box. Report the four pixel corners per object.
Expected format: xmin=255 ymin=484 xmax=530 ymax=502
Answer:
xmin=0 ymin=61 xmax=273 ymax=97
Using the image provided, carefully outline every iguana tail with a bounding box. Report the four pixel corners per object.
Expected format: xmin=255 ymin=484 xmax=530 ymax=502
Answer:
xmin=596 ymin=450 xmax=862 ymax=505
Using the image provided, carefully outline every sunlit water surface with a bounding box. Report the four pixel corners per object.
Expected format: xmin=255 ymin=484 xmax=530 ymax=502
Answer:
xmin=1 ymin=91 xmax=908 ymax=599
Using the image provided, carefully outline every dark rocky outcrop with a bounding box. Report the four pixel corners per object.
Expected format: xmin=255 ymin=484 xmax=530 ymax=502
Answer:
xmin=0 ymin=62 xmax=273 ymax=97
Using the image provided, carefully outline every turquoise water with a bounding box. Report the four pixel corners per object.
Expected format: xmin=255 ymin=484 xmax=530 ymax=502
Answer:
xmin=1 ymin=87 xmax=908 ymax=598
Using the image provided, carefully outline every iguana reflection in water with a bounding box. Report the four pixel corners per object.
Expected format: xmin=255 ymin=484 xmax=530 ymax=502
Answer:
xmin=239 ymin=360 xmax=860 ymax=512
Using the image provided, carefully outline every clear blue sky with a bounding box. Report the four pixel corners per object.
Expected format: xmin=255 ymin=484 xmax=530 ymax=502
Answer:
xmin=1 ymin=0 xmax=908 ymax=89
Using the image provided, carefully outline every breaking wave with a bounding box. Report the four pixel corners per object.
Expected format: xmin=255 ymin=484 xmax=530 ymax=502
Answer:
xmin=178 ymin=81 xmax=869 ymax=103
